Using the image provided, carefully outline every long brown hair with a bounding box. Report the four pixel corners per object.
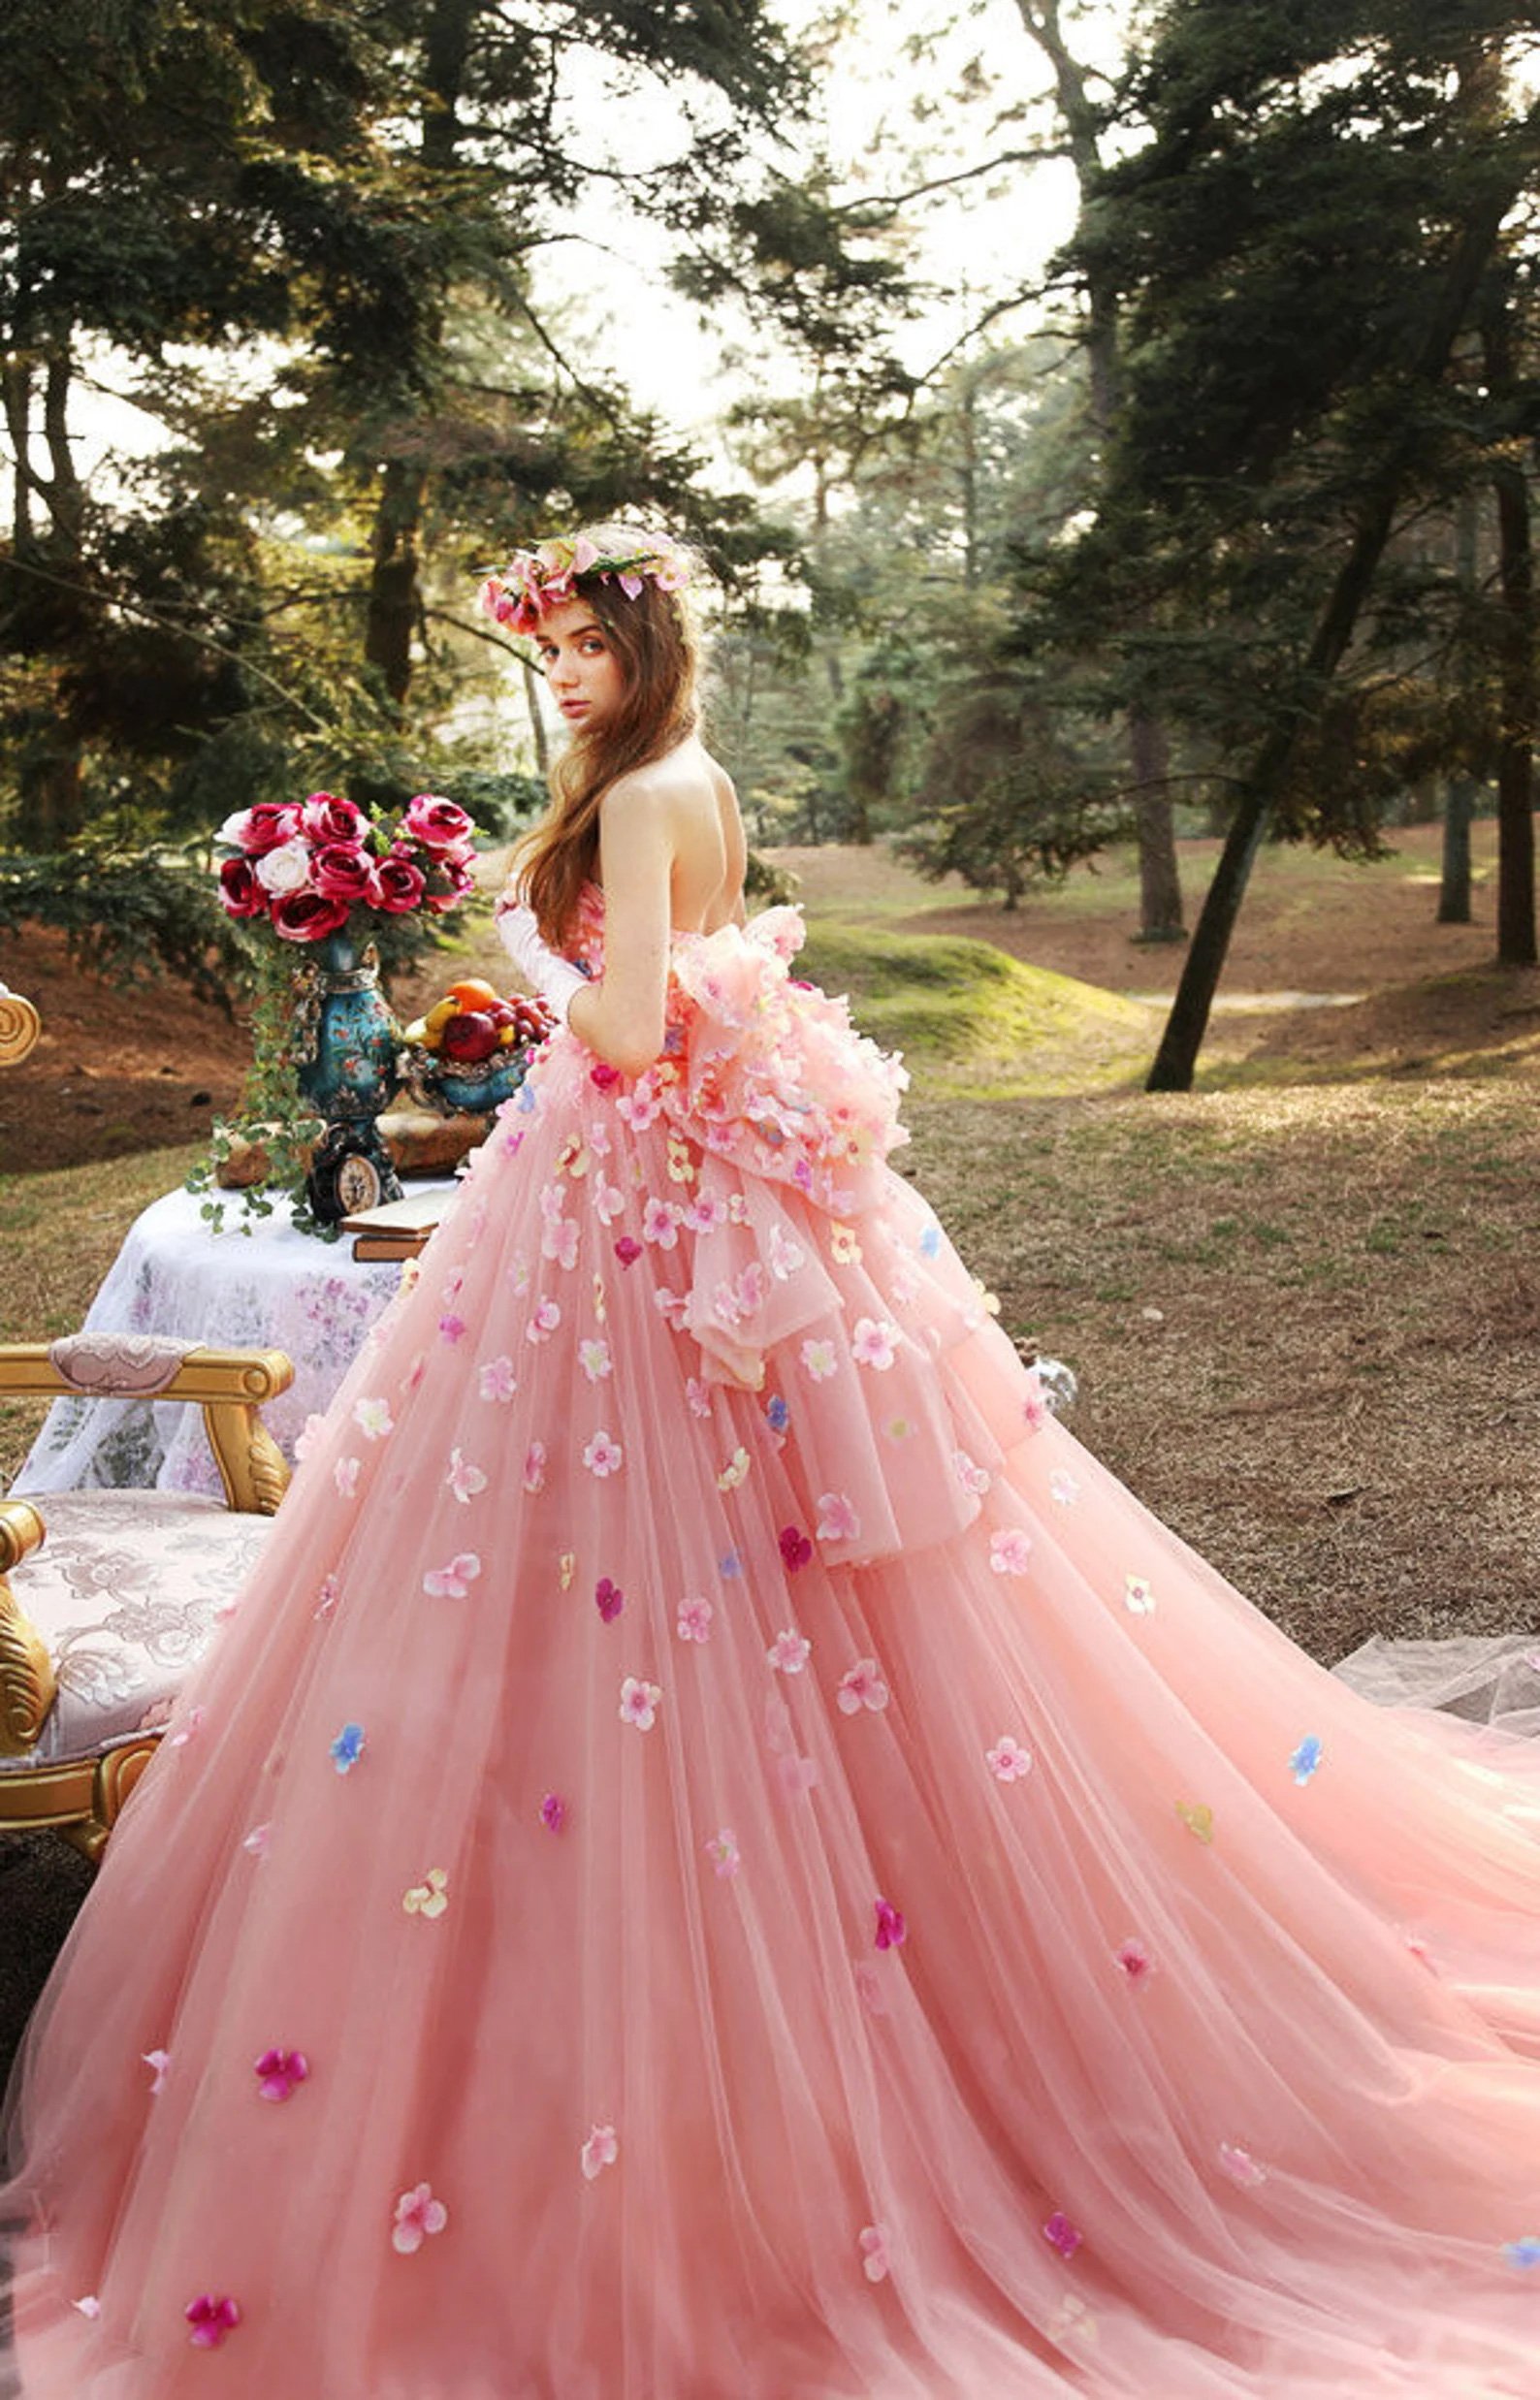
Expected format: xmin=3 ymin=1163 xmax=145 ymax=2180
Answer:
xmin=510 ymin=524 xmax=701 ymax=948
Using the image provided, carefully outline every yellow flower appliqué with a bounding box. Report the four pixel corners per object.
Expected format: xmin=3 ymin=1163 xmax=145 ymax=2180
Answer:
xmin=403 ymin=1869 xmax=449 ymax=1919
xmin=716 ymin=1447 xmax=752 ymax=1492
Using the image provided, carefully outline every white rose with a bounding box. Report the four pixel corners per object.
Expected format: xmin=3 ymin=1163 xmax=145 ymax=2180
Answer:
xmin=255 ymin=839 xmax=312 ymax=896
xmin=215 ymin=810 xmax=253 ymax=848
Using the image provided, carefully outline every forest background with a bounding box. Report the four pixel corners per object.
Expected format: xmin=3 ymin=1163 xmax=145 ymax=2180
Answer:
xmin=4 ymin=0 xmax=1539 ymax=1094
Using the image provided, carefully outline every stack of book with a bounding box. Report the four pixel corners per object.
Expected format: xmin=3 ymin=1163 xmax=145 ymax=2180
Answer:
xmin=341 ymin=1184 xmax=451 ymax=1262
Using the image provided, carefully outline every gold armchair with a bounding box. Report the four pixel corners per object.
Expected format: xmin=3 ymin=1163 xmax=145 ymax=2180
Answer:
xmin=0 ymin=1338 xmax=294 ymax=1857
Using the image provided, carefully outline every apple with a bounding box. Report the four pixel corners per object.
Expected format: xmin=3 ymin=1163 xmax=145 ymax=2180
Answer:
xmin=439 ymin=1009 xmax=499 ymax=1064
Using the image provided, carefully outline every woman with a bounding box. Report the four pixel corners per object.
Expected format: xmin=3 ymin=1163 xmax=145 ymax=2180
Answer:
xmin=4 ymin=525 xmax=1540 ymax=2398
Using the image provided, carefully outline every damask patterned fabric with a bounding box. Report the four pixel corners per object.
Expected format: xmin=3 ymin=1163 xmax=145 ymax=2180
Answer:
xmin=0 ymin=1493 xmax=270 ymax=1770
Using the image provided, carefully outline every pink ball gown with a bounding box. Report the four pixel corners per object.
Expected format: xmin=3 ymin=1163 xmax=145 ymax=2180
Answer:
xmin=5 ymin=895 xmax=1540 ymax=2399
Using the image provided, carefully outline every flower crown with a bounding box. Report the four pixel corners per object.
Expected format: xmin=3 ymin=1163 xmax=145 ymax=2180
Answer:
xmin=478 ymin=532 xmax=691 ymax=637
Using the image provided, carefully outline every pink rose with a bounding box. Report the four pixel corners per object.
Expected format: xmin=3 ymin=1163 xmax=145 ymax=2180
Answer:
xmin=234 ymin=802 xmax=302 ymax=855
xmin=271 ymin=889 xmax=350 ymax=943
xmin=218 ymin=856 xmax=267 ymax=919
xmin=309 ymin=843 xmax=379 ymax=905
xmin=374 ymin=853 xmax=426 ymax=912
xmin=402 ymin=795 xmax=474 ymax=851
xmin=301 ymin=792 xmax=367 ymax=847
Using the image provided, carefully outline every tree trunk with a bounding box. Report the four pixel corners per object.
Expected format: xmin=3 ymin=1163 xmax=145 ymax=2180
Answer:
xmin=15 ymin=340 xmax=86 ymax=848
xmin=1437 ymin=776 xmax=1476 ymax=923
xmin=364 ymin=458 xmax=427 ymax=710
xmin=521 ymin=657 xmax=550 ymax=776
xmin=1485 ymin=312 xmax=1536 ymax=966
xmin=1128 ymin=706 xmax=1184 ymax=942
xmin=1147 ymin=171 xmax=1525 ymax=1091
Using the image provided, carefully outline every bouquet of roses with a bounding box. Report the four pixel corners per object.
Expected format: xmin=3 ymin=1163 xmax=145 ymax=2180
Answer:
xmin=213 ymin=792 xmax=478 ymax=942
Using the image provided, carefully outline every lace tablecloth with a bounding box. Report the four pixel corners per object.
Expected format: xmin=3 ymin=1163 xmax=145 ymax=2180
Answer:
xmin=16 ymin=1187 xmax=428 ymax=1498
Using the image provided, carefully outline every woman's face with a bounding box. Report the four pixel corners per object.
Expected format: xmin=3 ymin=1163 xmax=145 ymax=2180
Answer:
xmin=535 ymin=599 xmax=627 ymax=732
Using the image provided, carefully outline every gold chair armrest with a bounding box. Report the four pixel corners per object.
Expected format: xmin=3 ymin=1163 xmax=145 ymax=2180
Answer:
xmin=0 ymin=1343 xmax=296 ymax=1517
xmin=0 ymin=1499 xmax=54 ymax=1755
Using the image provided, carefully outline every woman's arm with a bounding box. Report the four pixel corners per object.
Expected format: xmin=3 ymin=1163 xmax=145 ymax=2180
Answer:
xmin=564 ymin=782 xmax=673 ymax=1076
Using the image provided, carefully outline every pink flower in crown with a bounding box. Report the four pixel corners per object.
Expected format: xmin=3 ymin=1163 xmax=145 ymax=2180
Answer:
xmin=676 ymin=1596 xmax=714 ymax=1643
xmin=857 ymin=2225 xmax=889 ymax=2284
xmin=837 ymin=1657 xmax=889 ymax=1715
xmin=1114 ymin=1939 xmax=1154 ymax=1987
xmin=526 ymin=1297 xmax=561 ymax=1343
xmin=816 ymin=1490 xmax=861 ymax=1545
xmin=766 ymin=1629 xmax=812 ymax=1676
xmin=479 ymin=1354 xmax=517 ymax=1402
xmin=581 ymin=2124 xmax=619 ymax=2180
xmin=705 ymin=1828 xmax=740 ymax=1878
xmin=987 ymin=1735 xmax=1033 ymax=1782
xmin=253 ymin=2047 xmax=309 ymax=2102
xmin=392 ymin=2182 xmax=449 ymax=2254
xmin=184 ymin=2294 xmax=241 ymax=2348
xmin=989 ymin=1528 xmax=1034 ymax=1578
xmin=874 ymin=1897 xmax=907 ymax=1951
xmin=619 ymin=1676 xmax=661 ymax=1731
xmin=1043 ymin=2211 xmax=1082 ymax=2260
xmin=523 ymin=1442 xmax=547 ymax=1494
xmin=685 ymin=1376 xmax=713 ymax=1419
xmin=850 ymin=1317 xmax=899 ymax=1371
xmin=642 ymin=1198 xmax=680 ymax=1249
xmin=583 ymin=1428 xmax=624 ymax=1478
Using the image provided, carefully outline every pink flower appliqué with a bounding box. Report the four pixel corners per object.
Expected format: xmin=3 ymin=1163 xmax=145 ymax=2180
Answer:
xmin=579 ymin=1336 xmax=612 ymax=1383
xmin=619 ymin=1677 xmax=661 ymax=1731
xmin=526 ymin=1297 xmax=561 ymax=1343
xmin=523 ymin=1442 xmax=547 ymax=1493
xmin=1043 ymin=2211 xmax=1082 ymax=2260
xmin=143 ymin=2048 xmax=171 ymax=2096
xmin=677 ymin=1596 xmax=714 ymax=1643
xmin=686 ymin=1373 xmax=713 ymax=1419
xmin=539 ymin=1791 xmax=567 ymax=1832
xmin=642 ymin=1198 xmax=680 ymax=1249
xmin=705 ymin=1829 xmax=740 ymax=1877
xmin=594 ymin=1577 xmax=625 ymax=1623
xmin=857 ymin=2224 xmax=889 ymax=2283
xmin=583 ymin=1428 xmax=624 ymax=1478
xmin=314 ymin=1574 xmax=340 ymax=1621
xmin=987 ymin=1735 xmax=1033 ymax=1782
xmin=779 ymin=1524 xmax=814 ymax=1572
xmin=767 ymin=1629 xmax=812 ymax=1676
xmin=989 ymin=1528 xmax=1034 ymax=1577
xmin=542 ymin=1218 xmax=579 ymax=1271
xmin=850 ymin=1317 xmax=899 ymax=1370
xmin=581 ymin=2124 xmax=619 ymax=2180
xmin=184 ymin=2294 xmax=241 ymax=2349
xmin=800 ymin=1337 xmax=838 ymax=1382
xmin=1124 ymin=1574 xmax=1156 ymax=1616
xmin=353 ymin=1395 xmax=394 ymax=1440
xmin=392 ymin=2183 xmax=449 ymax=2254
xmin=478 ymin=1354 xmax=517 ymax=1402
xmin=445 ymin=1449 xmax=487 ymax=1504
xmin=1114 ymin=1939 xmax=1154 ymax=1987
xmin=816 ymin=1490 xmax=861 ymax=1544
xmin=1021 ymin=1377 xmax=1050 ymax=1435
xmin=837 ymin=1658 xmax=889 ymax=1715
xmin=952 ymin=1449 xmax=991 ymax=1497
xmin=241 ymin=1823 xmax=272 ymax=1860
xmin=334 ymin=1456 xmax=360 ymax=1498
xmin=1218 ymin=2142 xmax=1268 ymax=2190
xmin=254 ymin=2047 xmax=309 ymax=2102
xmin=874 ymin=1897 xmax=907 ymax=1950
xmin=438 ymin=1313 xmax=466 ymax=1344
xmin=422 ymin=1552 xmax=480 ymax=1600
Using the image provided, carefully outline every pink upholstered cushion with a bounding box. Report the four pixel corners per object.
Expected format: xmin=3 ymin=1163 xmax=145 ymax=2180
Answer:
xmin=0 ymin=1491 xmax=270 ymax=1772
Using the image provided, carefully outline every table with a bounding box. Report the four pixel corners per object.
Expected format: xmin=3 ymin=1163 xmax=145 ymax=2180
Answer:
xmin=17 ymin=1187 xmax=422 ymax=1498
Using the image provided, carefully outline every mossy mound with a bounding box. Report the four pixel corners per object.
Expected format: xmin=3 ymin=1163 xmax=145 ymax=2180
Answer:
xmin=796 ymin=919 xmax=1154 ymax=1097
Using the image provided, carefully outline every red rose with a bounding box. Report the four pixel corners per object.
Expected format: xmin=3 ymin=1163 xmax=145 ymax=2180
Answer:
xmin=309 ymin=843 xmax=379 ymax=905
xmin=272 ymin=889 xmax=351 ymax=943
xmin=237 ymin=802 xmax=303 ymax=855
xmin=301 ymin=792 xmax=367 ymax=847
xmin=374 ymin=853 xmax=426 ymax=912
xmin=218 ymin=856 xmax=267 ymax=919
xmin=402 ymin=794 xmax=475 ymax=851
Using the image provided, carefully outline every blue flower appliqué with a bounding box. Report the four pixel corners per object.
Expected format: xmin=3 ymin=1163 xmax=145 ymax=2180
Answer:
xmin=918 ymin=1224 xmax=942 ymax=1259
xmin=765 ymin=1394 xmax=790 ymax=1435
xmin=330 ymin=1722 xmax=366 ymax=1775
xmin=1504 ymin=2237 xmax=1540 ymax=2270
xmin=1288 ymin=1735 xmax=1323 ymax=1786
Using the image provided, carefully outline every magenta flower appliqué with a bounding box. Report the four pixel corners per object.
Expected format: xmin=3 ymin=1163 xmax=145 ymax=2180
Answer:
xmin=539 ymin=1791 xmax=567 ymax=1833
xmin=523 ymin=1442 xmax=547 ymax=1493
xmin=614 ymin=1235 xmax=642 ymax=1266
xmin=254 ymin=2047 xmax=309 ymax=2101
xmin=184 ymin=2294 xmax=241 ymax=2348
xmin=874 ymin=1897 xmax=907 ymax=1950
xmin=581 ymin=2124 xmax=619 ymax=2180
xmin=594 ymin=1577 xmax=625 ymax=1623
xmin=779 ymin=1524 xmax=813 ymax=1572
xmin=392 ymin=2182 xmax=449 ymax=2254
xmin=437 ymin=1313 xmax=465 ymax=1344
xmin=1042 ymin=2211 xmax=1082 ymax=2259
xmin=1114 ymin=1939 xmax=1154 ymax=1987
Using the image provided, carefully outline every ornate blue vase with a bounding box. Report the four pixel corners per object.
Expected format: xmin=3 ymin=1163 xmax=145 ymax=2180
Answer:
xmin=295 ymin=927 xmax=401 ymax=1122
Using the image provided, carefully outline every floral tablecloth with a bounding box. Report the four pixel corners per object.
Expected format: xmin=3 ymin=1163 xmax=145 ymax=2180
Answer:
xmin=15 ymin=1187 xmax=438 ymax=1498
